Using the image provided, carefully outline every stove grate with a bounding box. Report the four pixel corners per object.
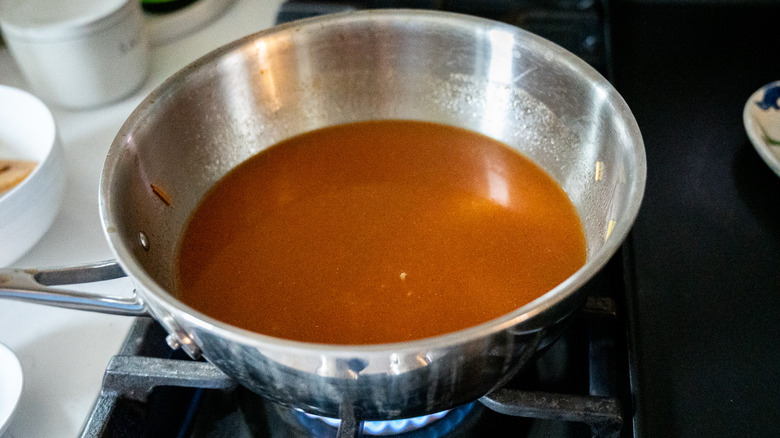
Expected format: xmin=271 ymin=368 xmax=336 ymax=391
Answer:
xmin=80 ymin=290 xmax=627 ymax=438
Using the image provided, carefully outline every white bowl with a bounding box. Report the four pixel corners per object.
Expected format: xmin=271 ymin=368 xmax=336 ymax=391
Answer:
xmin=0 ymin=342 xmax=23 ymax=436
xmin=0 ymin=85 xmax=65 ymax=266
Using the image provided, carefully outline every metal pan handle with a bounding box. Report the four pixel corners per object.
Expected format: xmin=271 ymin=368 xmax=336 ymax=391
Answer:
xmin=0 ymin=260 xmax=148 ymax=316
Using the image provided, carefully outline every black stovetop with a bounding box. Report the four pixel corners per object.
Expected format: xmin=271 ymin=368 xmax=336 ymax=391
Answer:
xmin=611 ymin=2 xmax=780 ymax=436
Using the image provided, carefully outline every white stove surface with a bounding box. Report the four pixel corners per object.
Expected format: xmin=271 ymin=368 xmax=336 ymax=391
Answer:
xmin=0 ymin=1 xmax=282 ymax=436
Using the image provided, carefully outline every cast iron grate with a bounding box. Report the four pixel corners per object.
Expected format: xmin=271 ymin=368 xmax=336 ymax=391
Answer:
xmin=79 ymin=289 xmax=628 ymax=438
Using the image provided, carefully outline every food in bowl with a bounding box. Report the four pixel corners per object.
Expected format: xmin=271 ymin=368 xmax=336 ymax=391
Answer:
xmin=0 ymin=84 xmax=64 ymax=267
xmin=0 ymin=159 xmax=37 ymax=194
xmin=175 ymin=120 xmax=587 ymax=344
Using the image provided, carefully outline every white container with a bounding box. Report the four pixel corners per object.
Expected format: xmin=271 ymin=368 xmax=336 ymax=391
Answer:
xmin=0 ymin=85 xmax=65 ymax=266
xmin=0 ymin=0 xmax=149 ymax=109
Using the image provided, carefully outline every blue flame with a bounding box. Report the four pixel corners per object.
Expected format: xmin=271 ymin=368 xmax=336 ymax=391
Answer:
xmin=300 ymin=403 xmax=475 ymax=436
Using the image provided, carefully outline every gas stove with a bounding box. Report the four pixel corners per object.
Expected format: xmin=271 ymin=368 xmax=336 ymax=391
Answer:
xmin=2 ymin=0 xmax=775 ymax=436
xmin=79 ymin=1 xmax=636 ymax=437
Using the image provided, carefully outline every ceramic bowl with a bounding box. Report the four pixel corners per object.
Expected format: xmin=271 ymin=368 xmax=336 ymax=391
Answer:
xmin=744 ymin=80 xmax=780 ymax=177
xmin=0 ymin=342 xmax=23 ymax=436
xmin=0 ymin=85 xmax=65 ymax=266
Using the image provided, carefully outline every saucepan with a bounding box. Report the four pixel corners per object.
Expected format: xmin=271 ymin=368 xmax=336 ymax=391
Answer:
xmin=0 ymin=10 xmax=645 ymax=421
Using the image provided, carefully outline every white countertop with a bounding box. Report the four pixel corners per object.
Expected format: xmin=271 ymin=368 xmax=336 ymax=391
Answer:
xmin=0 ymin=1 xmax=282 ymax=436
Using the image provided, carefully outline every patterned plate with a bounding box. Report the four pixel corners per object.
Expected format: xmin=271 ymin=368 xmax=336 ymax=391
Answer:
xmin=744 ymin=80 xmax=780 ymax=177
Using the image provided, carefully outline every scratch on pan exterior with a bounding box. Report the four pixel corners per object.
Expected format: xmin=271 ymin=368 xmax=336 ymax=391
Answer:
xmin=151 ymin=183 xmax=172 ymax=206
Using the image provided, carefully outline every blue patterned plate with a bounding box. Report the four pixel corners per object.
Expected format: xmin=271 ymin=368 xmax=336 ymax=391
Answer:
xmin=744 ymin=80 xmax=780 ymax=177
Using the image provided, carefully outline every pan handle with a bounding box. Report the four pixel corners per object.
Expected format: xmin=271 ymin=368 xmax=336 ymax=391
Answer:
xmin=0 ymin=260 xmax=148 ymax=316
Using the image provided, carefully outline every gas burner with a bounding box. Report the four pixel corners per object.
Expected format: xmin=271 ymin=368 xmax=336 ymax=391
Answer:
xmin=297 ymin=404 xmax=474 ymax=436
xmin=301 ymin=410 xmax=450 ymax=435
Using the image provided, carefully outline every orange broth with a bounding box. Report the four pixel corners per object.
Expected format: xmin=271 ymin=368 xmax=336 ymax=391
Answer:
xmin=175 ymin=120 xmax=586 ymax=344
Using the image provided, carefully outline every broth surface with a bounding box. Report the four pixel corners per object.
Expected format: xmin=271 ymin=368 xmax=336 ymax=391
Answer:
xmin=175 ymin=120 xmax=586 ymax=344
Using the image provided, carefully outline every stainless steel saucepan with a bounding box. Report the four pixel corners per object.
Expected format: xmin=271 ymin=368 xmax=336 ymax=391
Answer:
xmin=0 ymin=10 xmax=645 ymax=421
